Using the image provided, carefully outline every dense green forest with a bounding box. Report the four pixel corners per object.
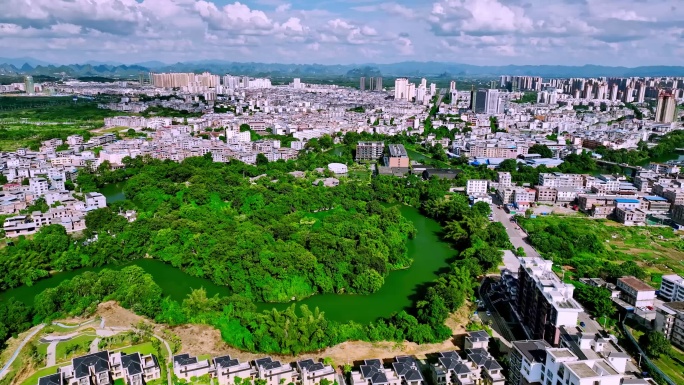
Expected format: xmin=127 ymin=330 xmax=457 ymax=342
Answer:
xmin=0 ymin=97 xmax=122 ymax=123
xmin=0 ymin=149 xmax=509 ymax=354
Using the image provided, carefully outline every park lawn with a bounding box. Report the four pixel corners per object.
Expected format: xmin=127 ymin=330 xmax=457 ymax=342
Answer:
xmin=652 ymin=354 xmax=684 ymax=384
xmin=36 ymin=342 xmax=49 ymax=357
xmin=55 ymin=334 xmax=96 ymax=362
xmin=19 ymin=364 xmax=62 ymax=385
xmin=111 ymin=341 xmax=156 ymax=356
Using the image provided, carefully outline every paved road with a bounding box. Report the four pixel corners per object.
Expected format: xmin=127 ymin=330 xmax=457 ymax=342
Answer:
xmin=0 ymin=324 xmax=45 ymax=379
xmin=90 ymin=338 xmax=100 ymax=354
xmin=490 ymin=203 xmax=540 ymax=258
xmin=46 ymin=341 xmax=58 ymax=366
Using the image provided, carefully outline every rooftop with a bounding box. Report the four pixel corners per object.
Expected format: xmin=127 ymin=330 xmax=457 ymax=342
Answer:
xmin=547 ymin=348 xmax=576 ymax=359
xmin=513 ymin=340 xmax=551 ymax=363
xmin=72 ymin=351 xmax=110 ymax=378
xmin=618 ymin=276 xmax=655 ymax=292
xmin=388 ymin=144 xmax=408 ymax=158
xmin=663 ymin=301 xmax=684 ymax=312
xmin=566 ymin=362 xmax=598 ymax=378
xmin=614 ymin=198 xmax=640 ymax=203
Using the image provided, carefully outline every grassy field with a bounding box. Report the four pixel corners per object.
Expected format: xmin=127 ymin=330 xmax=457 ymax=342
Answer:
xmin=518 ymin=215 xmax=684 ymax=284
xmin=0 ymin=96 xmax=129 ymax=149
xmin=111 ymin=341 xmax=156 ymax=356
xmin=55 ymin=334 xmax=96 ymax=362
xmin=652 ymin=354 xmax=684 ymax=384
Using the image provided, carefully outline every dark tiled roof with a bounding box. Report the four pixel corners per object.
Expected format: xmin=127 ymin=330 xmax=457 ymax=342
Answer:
xmin=173 ymin=354 xmax=198 ymax=366
xmin=370 ymin=372 xmax=388 ymax=384
xmin=121 ymin=353 xmax=143 ymax=376
xmin=453 ymin=363 xmax=471 ymax=375
xmin=438 ymin=357 xmax=459 ymax=371
xmin=483 ymin=359 xmax=502 ymax=371
xmin=256 ymin=357 xmax=283 ymax=371
xmin=309 ymin=363 xmax=325 ymax=372
xmin=438 ymin=351 xmax=460 ymax=359
xmin=364 ymin=359 xmax=382 ymax=368
xmin=394 ymin=356 xmax=416 ymax=364
xmin=392 ymin=362 xmax=423 ymax=382
xmin=255 ymin=357 xmax=273 ymax=367
xmin=467 ymin=353 xmax=488 ymax=367
xmin=72 ymin=351 xmax=110 ymax=378
xmin=297 ymin=359 xmax=315 ymax=371
xmin=361 ymin=364 xmax=389 ymax=384
xmin=361 ymin=365 xmax=378 ymax=379
xmin=38 ymin=373 xmax=63 ymax=385
xmin=467 ymin=330 xmax=490 ymax=342
xmin=513 ymin=340 xmax=551 ymax=364
xmin=215 ymin=355 xmax=239 ymax=369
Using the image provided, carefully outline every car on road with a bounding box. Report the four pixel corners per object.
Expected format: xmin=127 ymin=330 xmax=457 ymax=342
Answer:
xmin=486 ymin=311 xmax=491 ymax=316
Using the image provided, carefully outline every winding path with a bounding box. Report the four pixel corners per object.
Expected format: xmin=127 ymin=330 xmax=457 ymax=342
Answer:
xmin=52 ymin=319 xmax=96 ymax=329
xmin=152 ymin=334 xmax=173 ymax=385
xmin=1 ymin=317 xmax=173 ymax=385
xmin=0 ymin=324 xmax=45 ymax=380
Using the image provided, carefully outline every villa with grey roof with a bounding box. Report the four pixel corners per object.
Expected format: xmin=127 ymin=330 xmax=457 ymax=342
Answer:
xmin=36 ymin=350 xmax=160 ymax=385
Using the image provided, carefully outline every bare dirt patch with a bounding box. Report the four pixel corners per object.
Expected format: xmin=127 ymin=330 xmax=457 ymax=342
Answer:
xmin=96 ymin=301 xmax=145 ymax=327
xmin=50 ymin=302 xmax=473 ymax=366
xmin=168 ymin=324 xmax=231 ymax=357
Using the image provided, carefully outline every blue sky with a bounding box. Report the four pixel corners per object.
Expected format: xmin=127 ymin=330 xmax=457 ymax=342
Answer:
xmin=0 ymin=0 xmax=682 ymax=66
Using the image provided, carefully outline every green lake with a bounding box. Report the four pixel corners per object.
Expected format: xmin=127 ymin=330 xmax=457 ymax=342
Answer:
xmin=98 ymin=182 xmax=127 ymax=204
xmin=0 ymin=187 xmax=454 ymax=324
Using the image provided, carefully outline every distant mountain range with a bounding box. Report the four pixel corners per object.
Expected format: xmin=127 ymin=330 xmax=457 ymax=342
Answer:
xmin=1 ymin=58 xmax=684 ymax=79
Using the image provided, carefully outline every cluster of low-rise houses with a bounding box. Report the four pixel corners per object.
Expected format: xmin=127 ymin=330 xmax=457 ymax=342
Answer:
xmin=0 ymin=134 xmax=138 ymax=237
xmin=464 ymin=163 xmax=684 ymax=226
xmin=32 ymin=330 xmax=509 ymax=385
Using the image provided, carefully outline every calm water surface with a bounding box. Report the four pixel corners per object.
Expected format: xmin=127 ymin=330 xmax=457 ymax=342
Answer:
xmin=0 ymin=188 xmax=454 ymax=323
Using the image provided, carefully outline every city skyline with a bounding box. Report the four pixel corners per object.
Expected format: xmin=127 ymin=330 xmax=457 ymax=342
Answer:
xmin=1 ymin=0 xmax=683 ymax=66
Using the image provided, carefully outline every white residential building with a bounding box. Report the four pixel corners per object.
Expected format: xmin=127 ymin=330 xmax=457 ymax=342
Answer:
xmin=659 ymin=274 xmax=684 ymax=302
xmin=466 ymin=180 xmax=488 ymax=196
xmin=253 ymin=357 xmax=298 ymax=385
xmin=509 ymin=342 xmax=626 ymax=385
xmin=214 ymin=356 xmax=256 ymax=385
xmin=173 ymin=354 xmax=213 ymax=380
xmin=29 ymin=177 xmax=49 ymax=196
xmin=296 ymin=359 xmax=336 ymax=385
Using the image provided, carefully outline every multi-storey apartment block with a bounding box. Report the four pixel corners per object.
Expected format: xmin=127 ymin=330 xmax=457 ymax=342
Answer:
xmin=356 ymin=141 xmax=385 ymax=162
xmin=513 ymin=257 xmax=583 ymax=346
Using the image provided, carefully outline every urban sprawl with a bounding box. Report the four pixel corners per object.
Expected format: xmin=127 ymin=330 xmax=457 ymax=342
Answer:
xmin=3 ymin=71 xmax=684 ymax=385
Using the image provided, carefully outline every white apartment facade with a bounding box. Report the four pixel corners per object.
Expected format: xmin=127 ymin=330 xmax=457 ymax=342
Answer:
xmin=466 ymin=180 xmax=489 ymax=196
xmin=659 ymin=274 xmax=684 ymax=302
